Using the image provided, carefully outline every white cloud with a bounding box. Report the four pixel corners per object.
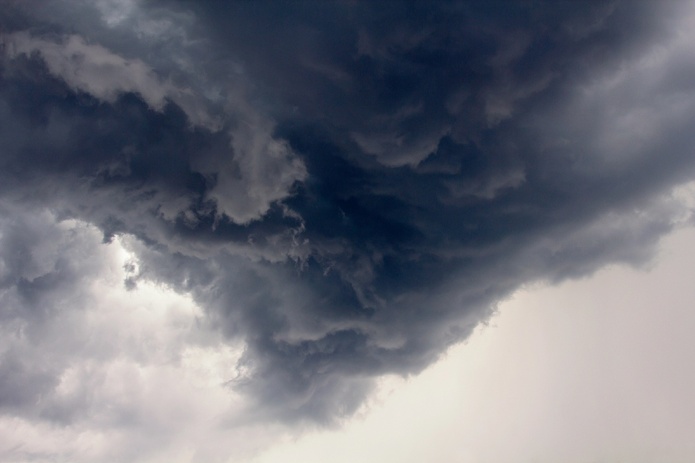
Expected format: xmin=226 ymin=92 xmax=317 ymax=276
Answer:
xmin=2 ymin=32 xmax=220 ymax=130
xmin=202 ymin=115 xmax=308 ymax=224
xmin=0 ymin=211 xmax=287 ymax=463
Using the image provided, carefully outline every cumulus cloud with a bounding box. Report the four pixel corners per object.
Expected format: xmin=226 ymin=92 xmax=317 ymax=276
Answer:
xmin=1 ymin=0 xmax=695 ymax=460
xmin=0 ymin=205 xmax=282 ymax=463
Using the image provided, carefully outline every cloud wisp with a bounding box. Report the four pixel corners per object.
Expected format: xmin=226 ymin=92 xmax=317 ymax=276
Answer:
xmin=1 ymin=0 xmax=695 ymax=459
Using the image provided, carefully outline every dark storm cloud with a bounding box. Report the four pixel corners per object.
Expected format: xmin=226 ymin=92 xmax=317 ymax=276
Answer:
xmin=1 ymin=0 xmax=695 ymax=424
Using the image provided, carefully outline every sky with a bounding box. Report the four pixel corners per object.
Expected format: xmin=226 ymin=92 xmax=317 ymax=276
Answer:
xmin=1 ymin=0 xmax=695 ymax=462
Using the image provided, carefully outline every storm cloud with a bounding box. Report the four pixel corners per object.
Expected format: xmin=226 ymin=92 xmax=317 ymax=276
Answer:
xmin=1 ymin=0 xmax=695 ymax=448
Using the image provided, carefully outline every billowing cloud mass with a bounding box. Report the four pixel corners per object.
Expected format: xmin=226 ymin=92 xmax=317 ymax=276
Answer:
xmin=1 ymin=0 xmax=695 ymax=460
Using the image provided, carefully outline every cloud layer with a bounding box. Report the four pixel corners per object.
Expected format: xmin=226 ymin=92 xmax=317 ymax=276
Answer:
xmin=1 ymin=0 xmax=695 ymax=458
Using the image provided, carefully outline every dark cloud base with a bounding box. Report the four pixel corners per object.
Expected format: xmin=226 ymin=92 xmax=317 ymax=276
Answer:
xmin=1 ymin=0 xmax=694 ymax=426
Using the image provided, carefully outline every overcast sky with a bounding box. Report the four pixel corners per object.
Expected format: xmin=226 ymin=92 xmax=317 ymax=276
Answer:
xmin=1 ymin=1 xmax=695 ymax=462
